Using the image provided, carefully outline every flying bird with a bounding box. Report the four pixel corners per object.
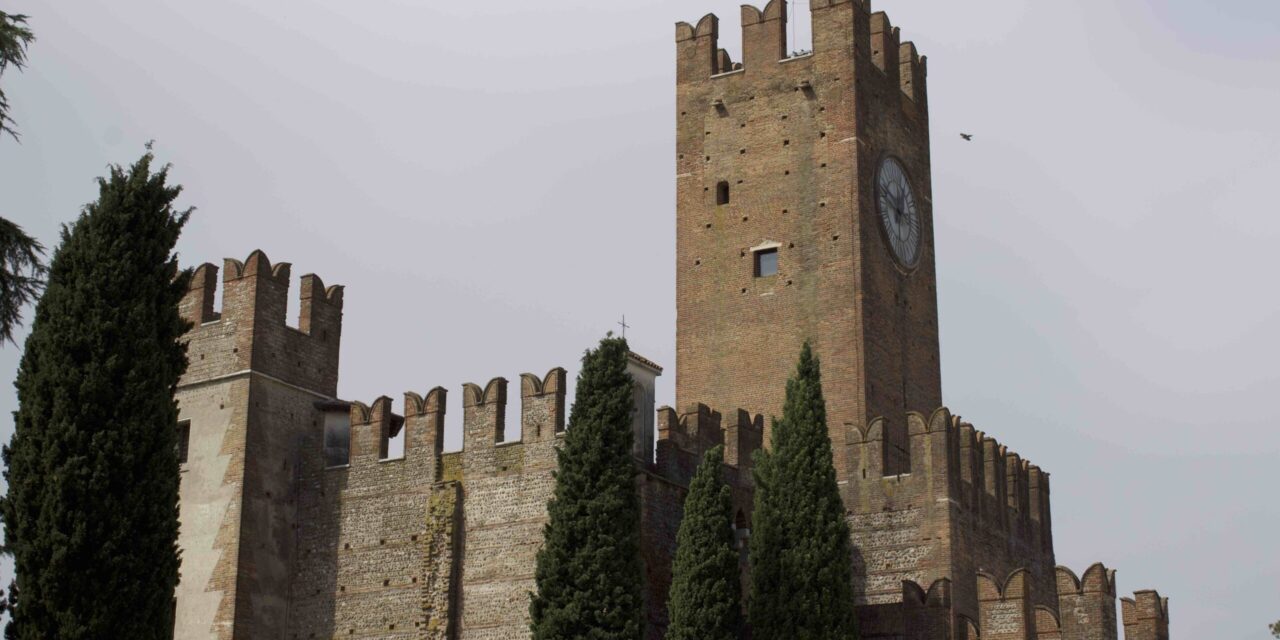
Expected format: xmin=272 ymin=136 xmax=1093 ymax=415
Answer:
xmin=960 ymin=133 xmax=974 ymax=141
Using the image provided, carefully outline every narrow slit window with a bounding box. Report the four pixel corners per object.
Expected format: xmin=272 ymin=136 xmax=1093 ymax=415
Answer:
xmin=176 ymin=420 xmax=191 ymax=464
xmin=716 ymin=181 xmax=730 ymax=205
xmin=754 ymin=248 xmax=779 ymax=277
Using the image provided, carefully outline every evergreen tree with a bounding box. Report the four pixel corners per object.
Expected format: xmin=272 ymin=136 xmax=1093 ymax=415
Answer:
xmin=0 ymin=150 xmax=191 ymax=639
xmin=0 ymin=12 xmax=45 ymax=343
xmin=531 ymin=335 xmax=643 ymax=640
xmin=1 ymin=10 xmax=35 ymax=140
xmin=0 ymin=217 xmax=46 ymax=345
xmin=665 ymin=444 xmax=741 ymax=640
xmin=748 ymin=342 xmax=858 ymax=639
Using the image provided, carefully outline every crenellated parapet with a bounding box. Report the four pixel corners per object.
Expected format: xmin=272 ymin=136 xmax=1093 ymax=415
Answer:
xmin=462 ymin=377 xmax=509 ymax=449
xmin=342 ymin=390 xmax=448 ymax=472
xmin=675 ymin=0 xmax=926 ymax=106
xmin=179 ymin=250 xmax=344 ymax=396
xmin=901 ymin=579 xmax=953 ymax=639
xmin=845 ymin=407 xmax=1053 ymax=544
xmin=844 ymin=407 xmax=1058 ymax=612
xmin=347 ymin=396 xmax=400 ymax=463
xmin=977 ymin=569 xmax=1036 ymax=640
xmin=293 ymin=366 xmax=568 ymax=639
xmin=329 ymin=368 xmax=568 ymax=486
xmin=1052 ymin=563 xmax=1118 ymax=640
xmin=520 ymin=368 xmax=567 ymax=442
xmin=654 ymin=403 xmax=763 ymax=487
xmin=1121 ymin=591 xmax=1169 ymax=640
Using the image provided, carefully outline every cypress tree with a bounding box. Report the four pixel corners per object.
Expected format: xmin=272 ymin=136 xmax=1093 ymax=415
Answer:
xmin=665 ymin=444 xmax=741 ymax=640
xmin=0 ymin=150 xmax=191 ymax=639
xmin=748 ymin=342 xmax=858 ymax=639
xmin=531 ymin=335 xmax=643 ymax=640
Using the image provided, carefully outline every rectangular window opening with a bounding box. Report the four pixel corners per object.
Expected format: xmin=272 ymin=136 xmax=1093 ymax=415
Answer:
xmin=754 ymin=248 xmax=779 ymax=277
xmin=716 ymin=181 xmax=730 ymax=205
xmin=323 ymin=413 xmax=351 ymax=467
xmin=176 ymin=420 xmax=191 ymax=464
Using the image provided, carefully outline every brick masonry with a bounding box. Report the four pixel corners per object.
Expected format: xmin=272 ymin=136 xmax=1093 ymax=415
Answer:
xmin=170 ymin=2 xmax=1170 ymax=638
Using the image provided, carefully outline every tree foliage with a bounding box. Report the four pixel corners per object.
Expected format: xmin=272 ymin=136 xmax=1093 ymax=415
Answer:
xmin=665 ymin=444 xmax=741 ymax=640
xmin=0 ymin=151 xmax=191 ymax=639
xmin=0 ymin=217 xmax=45 ymax=345
xmin=0 ymin=12 xmax=44 ymax=344
xmin=748 ymin=342 xmax=858 ymax=639
xmin=0 ymin=10 xmax=35 ymax=140
xmin=530 ymin=335 xmax=643 ymax=640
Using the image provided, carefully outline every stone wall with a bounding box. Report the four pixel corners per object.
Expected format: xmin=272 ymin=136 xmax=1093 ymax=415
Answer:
xmin=286 ymin=394 xmax=440 ymax=639
xmin=280 ymin=369 xmax=565 ymax=640
xmin=455 ymin=371 xmax=564 ymax=639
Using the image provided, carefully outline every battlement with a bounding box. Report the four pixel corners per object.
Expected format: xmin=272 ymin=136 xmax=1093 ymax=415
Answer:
xmin=1121 ymin=591 xmax=1169 ymax=640
xmin=847 ymin=408 xmax=1052 ymax=533
xmin=1052 ymin=563 xmax=1120 ymax=640
xmin=845 ymin=407 xmax=1057 ymax=610
xmin=675 ymin=0 xmax=926 ymax=105
xmin=977 ymin=569 xmax=1035 ymax=640
xmin=179 ymin=249 xmax=344 ymax=395
xmin=895 ymin=578 xmax=954 ymax=639
xmin=1055 ymin=563 xmax=1117 ymax=598
xmin=654 ymin=403 xmax=763 ymax=486
xmin=331 ymin=368 xmax=567 ymax=481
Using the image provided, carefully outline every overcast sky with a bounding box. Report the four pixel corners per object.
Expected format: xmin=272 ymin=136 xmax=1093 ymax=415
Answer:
xmin=2 ymin=0 xmax=1278 ymax=636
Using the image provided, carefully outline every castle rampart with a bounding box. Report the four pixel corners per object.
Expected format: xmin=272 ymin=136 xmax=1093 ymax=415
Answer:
xmin=1121 ymin=591 xmax=1170 ymax=640
xmin=180 ymin=250 xmax=343 ymax=396
xmin=282 ymin=367 xmax=568 ymax=639
xmin=172 ymin=252 xmax=1170 ymax=640
xmin=171 ymin=0 xmax=1174 ymax=627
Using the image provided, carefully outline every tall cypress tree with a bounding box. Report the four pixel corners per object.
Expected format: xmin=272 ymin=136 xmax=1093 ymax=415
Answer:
xmin=748 ymin=342 xmax=858 ymax=639
xmin=665 ymin=444 xmax=741 ymax=640
xmin=531 ymin=335 xmax=643 ymax=640
xmin=0 ymin=151 xmax=191 ymax=639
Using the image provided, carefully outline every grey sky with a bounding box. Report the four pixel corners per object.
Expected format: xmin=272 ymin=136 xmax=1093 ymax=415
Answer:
xmin=2 ymin=0 xmax=1277 ymax=636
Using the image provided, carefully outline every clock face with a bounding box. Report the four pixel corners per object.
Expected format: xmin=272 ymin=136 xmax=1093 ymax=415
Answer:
xmin=876 ymin=157 xmax=921 ymax=267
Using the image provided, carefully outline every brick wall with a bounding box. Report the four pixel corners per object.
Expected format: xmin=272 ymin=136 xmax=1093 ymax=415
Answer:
xmin=674 ymin=0 xmax=939 ymax=484
xmin=286 ymin=394 xmax=439 ymax=639
xmin=174 ymin=250 xmax=343 ymax=640
xmin=455 ymin=372 xmax=564 ymax=639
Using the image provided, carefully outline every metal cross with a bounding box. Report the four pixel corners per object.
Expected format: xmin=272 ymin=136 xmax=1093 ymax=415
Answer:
xmin=618 ymin=315 xmax=630 ymax=339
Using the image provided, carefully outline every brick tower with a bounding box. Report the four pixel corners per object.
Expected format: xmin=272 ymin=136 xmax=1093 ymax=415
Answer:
xmin=675 ymin=0 xmax=939 ymax=477
xmin=172 ymin=251 xmax=343 ymax=639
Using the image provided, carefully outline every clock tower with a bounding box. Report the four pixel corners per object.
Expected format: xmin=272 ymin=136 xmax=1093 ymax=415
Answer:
xmin=675 ymin=0 xmax=940 ymax=479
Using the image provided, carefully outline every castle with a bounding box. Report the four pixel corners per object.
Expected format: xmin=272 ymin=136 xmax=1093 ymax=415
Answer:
xmin=170 ymin=1 xmax=1171 ymax=638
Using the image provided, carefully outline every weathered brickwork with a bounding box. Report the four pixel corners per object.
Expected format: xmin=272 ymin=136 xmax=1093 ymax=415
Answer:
xmin=674 ymin=0 xmax=939 ymax=480
xmin=422 ymin=482 xmax=462 ymax=639
xmin=170 ymin=2 xmax=1171 ymax=638
xmin=1121 ymin=592 xmax=1169 ymax=640
xmin=174 ymin=251 xmax=343 ymax=640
